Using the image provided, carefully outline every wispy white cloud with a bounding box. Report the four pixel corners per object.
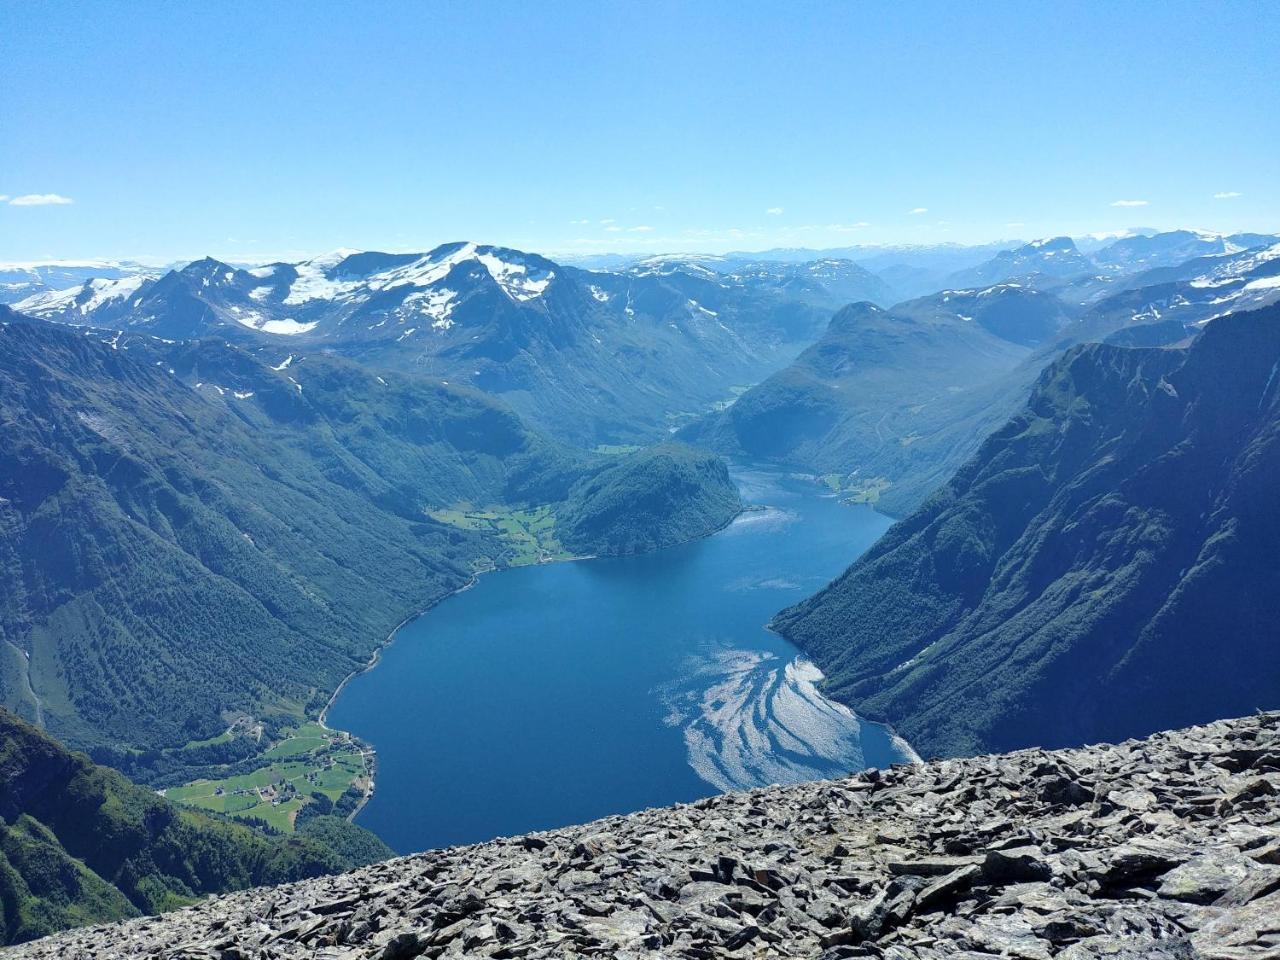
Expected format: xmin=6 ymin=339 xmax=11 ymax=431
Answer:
xmin=627 ymin=225 xmax=653 ymax=233
xmin=569 ymin=218 xmax=591 ymax=225
xmin=0 ymin=195 xmax=8 ymax=203
xmin=1110 ymin=199 xmax=1148 ymax=207
xmin=604 ymin=225 xmax=622 ymax=232
xmin=599 ymin=218 xmax=616 ymax=225
xmin=9 ymin=193 xmax=74 ymax=206
xmin=908 ymin=207 xmax=928 ymax=215
xmin=1213 ymin=191 xmax=1243 ymax=200
xmin=1005 ymin=221 xmax=1025 ymax=229
xmin=765 ymin=207 xmax=784 ymax=216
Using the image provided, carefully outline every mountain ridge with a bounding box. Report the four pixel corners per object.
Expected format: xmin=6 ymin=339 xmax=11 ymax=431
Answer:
xmin=0 ymin=310 xmax=739 ymax=758
xmin=679 ymin=241 xmax=1280 ymax=515
xmin=771 ymin=306 xmax=1280 ymax=759
xmin=14 ymin=243 xmax=863 ymax=446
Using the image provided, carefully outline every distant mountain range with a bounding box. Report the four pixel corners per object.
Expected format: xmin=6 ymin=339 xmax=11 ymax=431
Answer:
xmin=944 ymin=236 xmax=1097 ymax=289
xmin=0 ymin=260 xmax=160 ymax=307
xmin=942 ymin=231 xmax=1279 ymax=301
xmin=563 ymin=232 xmax=1278 ymax=301
xmin=17 ymin=232 xmax=1275 ymax=448
xmin=16 ymin=234 xmax=1279 ymax=527
xmin=682 ymin=239 xmax=1280 ymax=514
xmin=772 ymin=306 xmax=1280 ymax=759
xmin=1092 ymin=229 xmax=1242 ymax=270
xmin=13 ymin=245 xmax=883 ymax=446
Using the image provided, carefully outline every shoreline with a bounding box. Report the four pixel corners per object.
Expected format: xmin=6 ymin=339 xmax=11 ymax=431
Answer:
xmin=316 ymin=569 xmax=487 ymax=824
xmin=314 ymin=491 xmax=747 ymax=829
xmin=317 ymin=499 xmax=747 ymax=730
xmin=314 ymin=504 xmax=745 ymax=827
xmin=315 ymin=553 xmax=597 ymax=824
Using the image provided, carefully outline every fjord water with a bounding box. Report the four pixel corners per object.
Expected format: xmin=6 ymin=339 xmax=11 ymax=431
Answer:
xmin=327 ymin=466 xmax=904 ymax=853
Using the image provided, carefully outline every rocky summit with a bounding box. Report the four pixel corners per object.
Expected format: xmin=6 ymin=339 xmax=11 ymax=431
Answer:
xmin=12 ymin=713 xmax=1280 ymax=960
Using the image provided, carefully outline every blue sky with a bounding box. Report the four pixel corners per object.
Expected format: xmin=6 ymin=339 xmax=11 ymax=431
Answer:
xmin=2 ymin=0 xmax=1277 ymax=263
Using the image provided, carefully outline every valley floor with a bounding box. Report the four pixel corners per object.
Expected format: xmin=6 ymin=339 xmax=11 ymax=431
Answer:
xmin=161 ymin=722 xmax=370 ymax=833
xmin=15 ymin=712 xmax=1279 ymax=959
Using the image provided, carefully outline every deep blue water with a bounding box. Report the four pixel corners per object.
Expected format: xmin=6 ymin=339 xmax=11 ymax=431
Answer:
xmin=326 ymin=465 xmax=906 ymax=853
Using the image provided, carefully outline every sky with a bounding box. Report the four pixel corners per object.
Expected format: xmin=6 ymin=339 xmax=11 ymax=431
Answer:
xmin=2 ymin=0 xmax=1278 ymax=264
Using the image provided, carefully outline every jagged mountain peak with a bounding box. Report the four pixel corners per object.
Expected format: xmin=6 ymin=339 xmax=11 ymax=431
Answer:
xmin=6 ymin=240 xmax=863 ymax=444
xmin=179 ymin=255 xmax=240 ymax=276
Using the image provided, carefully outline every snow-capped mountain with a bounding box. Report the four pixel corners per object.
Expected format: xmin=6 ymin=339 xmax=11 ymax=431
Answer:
xmin=929 ymin=231 xmax=1280 ymax=310
xmin=1081 ymin=241 xmax=1280 ymax=340
xmin=17 ymin=235 xmax=1278 ymax=445
xmin=17 ymin=244 xmax=576 ymax=344
xmin=0 ymin=259 xmax=158 ymax=305
xmin=14 ymin=275 xmax=155 ymax=324
xmin=14 ymin=243 xmax=850 ymax=445
xmin=944 ymin=237 xmax=1096 ymax=289
xmin=893 ymin=283 xmax=1075 ymax=348
xmin=1091 ymin=229 xmax=1273 ymax=274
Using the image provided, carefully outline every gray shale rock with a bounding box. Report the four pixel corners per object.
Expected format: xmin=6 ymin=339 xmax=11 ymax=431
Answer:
xmin=8 ymin=712 xmax=1279 ymax=959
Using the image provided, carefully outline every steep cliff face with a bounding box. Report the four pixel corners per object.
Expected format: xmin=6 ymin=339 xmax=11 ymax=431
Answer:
xmin=11 ymin=712 xmax=1279 ymax=959
xmin=772 ymin=307 xmax=1280 ymax=759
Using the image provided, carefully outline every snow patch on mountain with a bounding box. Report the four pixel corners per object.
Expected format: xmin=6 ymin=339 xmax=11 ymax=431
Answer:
xmin=283 ymin=261 xmax=359 ymax=305
xmin=16 ymin=275 xmax=149 ymax=316
xmin=475 ymin=252 xmax=554 ymax=301
xmin=260 ymin=319 xmax=319 ymax=335
xmin=369 ymin=243 xmax=478 ymax=294
xmin=401 ymin=288 xmax=458 ymax=329
xmin=229 ymin=308 xmax=318 ymax=335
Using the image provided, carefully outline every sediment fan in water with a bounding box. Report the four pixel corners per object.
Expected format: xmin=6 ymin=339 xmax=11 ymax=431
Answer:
xmin=14 ymin=712 xmax=1280 ymax=958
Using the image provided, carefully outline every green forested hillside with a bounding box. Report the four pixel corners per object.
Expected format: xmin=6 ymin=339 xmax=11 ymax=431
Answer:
xmin=0 ymin=312 xmax=740 ymax=758
xmin=0 ymin=319 xmax=504 ymax=752
xmin=559 ymin=445 xmax=741 ymax=556
xmin=678 ymin=296 xmax=1051 ymax=514
xmin=772 ymin=307 xmax=1280 ymax=759
xmin=0 ymin=708 xmax=388 ymax=945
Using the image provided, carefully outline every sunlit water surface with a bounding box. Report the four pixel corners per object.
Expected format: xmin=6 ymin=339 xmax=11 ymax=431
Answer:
xmin=327 ymin=464 xmax=909 ymax=852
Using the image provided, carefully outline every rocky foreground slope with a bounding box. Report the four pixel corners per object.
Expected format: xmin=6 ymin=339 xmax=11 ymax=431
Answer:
xmin=11 ymin=712 xmax=1279 ymax=959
